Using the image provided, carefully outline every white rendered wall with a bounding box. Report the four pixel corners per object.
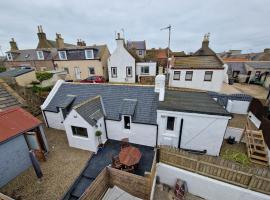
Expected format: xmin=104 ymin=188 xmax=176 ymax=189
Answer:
xmin=108 ymin=40 xmax=136 ymax=83
xmin=106 ymin=118 xmax=157 ymax=147
xmin=136 ymin=62 xmax=157 ymax=77
xmin=157 ymin=110 xmax=230 ymax=156
xmin=44 ymin=111 xmax=65 ymax=130
xmin=248 ymin=111 xmax=261 ymax=128
xmin=224 ymin=127 xmax=244 ymax=142
xmin=63 ymin=109 xmax=106 ymax=152
xmin=226 ymin=100 xmax=250 ymax=114
xmin=169 ymin=69 xmax=224 ymax=92
xmin=157 ymin=163 xmax=270 ymax=200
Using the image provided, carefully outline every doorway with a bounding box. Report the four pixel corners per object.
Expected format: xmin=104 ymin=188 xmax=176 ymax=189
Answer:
xmin=74 ymin=67 xmax=81 ymax=80
xmin=245 ymin=71 xmax=251 ymax=83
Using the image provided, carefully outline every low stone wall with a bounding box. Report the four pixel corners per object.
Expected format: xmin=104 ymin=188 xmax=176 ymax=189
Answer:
xmin=139 ymin=76 xmax=155 ymax=85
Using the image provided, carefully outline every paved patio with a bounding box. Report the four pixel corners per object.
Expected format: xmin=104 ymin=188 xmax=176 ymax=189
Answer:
xmin=62 ymin=139 xmax=155 ymax=200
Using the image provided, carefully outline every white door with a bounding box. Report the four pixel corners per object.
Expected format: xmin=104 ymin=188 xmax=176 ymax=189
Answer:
xmin=74 ymin=67 xmax=81 ymax=79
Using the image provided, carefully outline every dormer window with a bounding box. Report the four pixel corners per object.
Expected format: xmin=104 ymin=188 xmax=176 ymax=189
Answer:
xmin=36 ymin=51 xmax=44 ymax=60
xmin=59 ymin=51 xmax=67 ymax=60
xmin=85 ymin=50 xmax=94 ymax=59
xmin=6 ymin=53 xmax=13 ymax=61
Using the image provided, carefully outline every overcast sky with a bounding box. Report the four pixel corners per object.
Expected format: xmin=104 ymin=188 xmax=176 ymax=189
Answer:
xmin=0 ymin=0 xmax=269 ymax=55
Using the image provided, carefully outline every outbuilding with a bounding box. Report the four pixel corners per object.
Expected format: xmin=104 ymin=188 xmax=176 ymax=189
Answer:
xmin=0 ymin=107 xmax=48 ymax=187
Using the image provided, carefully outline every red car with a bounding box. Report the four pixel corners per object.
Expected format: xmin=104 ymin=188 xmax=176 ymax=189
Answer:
xmin=80 ymin=76 xmax=105 ymax=83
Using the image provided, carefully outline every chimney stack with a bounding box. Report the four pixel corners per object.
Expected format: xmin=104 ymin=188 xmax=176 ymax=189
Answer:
xmin=77 ymin=39 xmax=86 ymax=46
xmin=37 ymin=25 xmax=51 ymax=48
xmin=202 ymin=33 xmax=210 ymax=49
xmin=9 ymin=38 xmax=18 ymax=51
xmin=116 ymin=32 xmax=124 ymax=48
xmin=56 ymin=33 xmax=64 ymax=48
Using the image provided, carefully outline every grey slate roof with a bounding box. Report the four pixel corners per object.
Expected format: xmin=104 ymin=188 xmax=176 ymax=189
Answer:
xmin=127 ymin=41 xmax=146 ymax=50
xmin=0 ymin=67 xmax=34 ymax=77
xmin=45 ymin=83 xmax=159 ymax=125
xmin=45 ymin=83 xmax=231 ymax=125
xmin=0 ymin=82 xmax=22 ymax=110
xmin=55 ymin=45 xmax=108 ymax=60
xmin=158 ymin=90 xmax=232 ymax=117
xmin=120 ymin=99 xmax=137 ymax=116
xmin=6 ymin=49 xmax=57 ymax=61
xmin=74 ymin=96 xmax=104 ymax=126
xmin=59 ymin=95 xmax=76 ymax=109
xmin=227 ymin=62 xmax=247 ymax=75
xmin=208 ymin=92 xmax=252 ymax=107
xmin=245 ymin=61 xmax=270 ymax=69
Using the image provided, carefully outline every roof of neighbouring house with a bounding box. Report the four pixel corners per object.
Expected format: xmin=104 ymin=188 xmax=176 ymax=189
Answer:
xmin=6 ymin=48 xmax=57 ymax=61
xmin=0 ymin=79 xmax=25 ymax=111
xmin=44 ymin=83 xmax=231 ymax=125
xmin=126 ymin=41 xmax=146 ymax=50
xmin=0 ymin=107 xmax=42 ymax=143
xmin=245 ymin=61 xmax=270 ymax=69
xmin=55 ymin=45 xmax=108 ymax=60
xmin=226 ymin=62 xmax=247 ymax=75
xmin=158 ymin=90 xmax=232 ymax=117
xmin=0 ymin=67 xmax=34 ymax=78
xmin=73 ymin=96 xmax=104 ymax=126
xmin=172 ymin=55 xmax=224 ymax=69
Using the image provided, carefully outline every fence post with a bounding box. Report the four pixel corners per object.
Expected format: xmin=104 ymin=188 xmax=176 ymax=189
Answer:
xmin=248 ymin=175 xmax=255 ymax=189
xmin=195 ymin=161 xmax=200 ymax=173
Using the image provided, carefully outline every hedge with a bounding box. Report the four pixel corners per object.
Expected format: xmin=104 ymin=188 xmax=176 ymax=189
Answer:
xmin=36 ymin=72 xmax=53 ymax=82
xmin=0 ymin=67 xmax=6 ymax=73
xmin=32 ymin=85 xmax=52 ymax=93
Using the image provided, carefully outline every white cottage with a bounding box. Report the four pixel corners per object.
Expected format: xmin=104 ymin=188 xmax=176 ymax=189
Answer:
xmin=41 ymin=77 xmax=231 ymax=155
xmin=108 ymin=33 xmax=156 ymax=83
xmin=169 ymin=35 xmax=228 ymax=92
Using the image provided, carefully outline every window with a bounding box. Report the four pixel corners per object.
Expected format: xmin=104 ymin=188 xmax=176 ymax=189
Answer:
xmin=111 ymin=67 xmax=117 ymax=78
xmin=173 ymin=71 xmax=181 ymax=80
xmin=232 ymin=71 xmax=240 ymax=78
xmin=36 ymin=51 xmax=44 ymax=60
xmin=141 ymin=66 xmax=149 ymax=75
xmin=138 ymin=50 xmax=143 ymax=55
xmin=64 ymin=67 xmax=69 ymax=74
xmin=71 ymin=126 xmax=88 ymax=138
xmin=185 ymin=71 xmax=193 ymax=81
xmin=59 ymin=51 xmax=67 ymax=60
xmin=204 ymin=71 xmax=213 ymax=81
xmin=89 ymin=67 xmax=95 ymax=75
xmin=166 ymin=117 xmax=175 ymax=131
xmin=85 ymin=50 xmax=94 ymax=59
xmin=6 ymin=53 xmax=12 ymax=61
xmin=124 ymin=116 xmax=131 ymax=129
xmin=126 ymin=66 xmax=132 ymax=77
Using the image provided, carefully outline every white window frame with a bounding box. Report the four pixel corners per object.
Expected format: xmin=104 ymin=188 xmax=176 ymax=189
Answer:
xmin=138 ymin=50 xmax=143 ymax=55
xmin=85 ymin=50 xmax=94 ymax=59
xmin=58 ymin=51 xmax=67 ymax=60
xmin=89 ymin=67 xmax=95 ymax=75
xmin=36 ymin=51 xmax=44 ymax=60
xmin=6 ymin=53 xmax=13 ymax=61
xmin=111 ymin=67 xmax=117 ymax=78
xmin=141 ymin=66 xmax=149 ymax=75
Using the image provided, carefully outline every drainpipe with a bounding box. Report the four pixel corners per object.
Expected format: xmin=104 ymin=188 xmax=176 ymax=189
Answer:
xmin=178 ymin=118 xmax=183 ymax=149
xmin=155 ymin=124 xmax=159 ymax=147
xmin=103 ymin=118 xmax=108 ymax=139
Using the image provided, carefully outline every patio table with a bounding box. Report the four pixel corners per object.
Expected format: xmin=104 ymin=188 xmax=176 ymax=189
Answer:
xmin=119 ymin=146 xmax=142 ymax=167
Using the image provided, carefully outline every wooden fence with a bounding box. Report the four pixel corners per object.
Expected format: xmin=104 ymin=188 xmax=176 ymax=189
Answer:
xmin=159 ymin=145 xmax=270 ymax=195
xmin=80 ymin=150 xmax=157 ymax=200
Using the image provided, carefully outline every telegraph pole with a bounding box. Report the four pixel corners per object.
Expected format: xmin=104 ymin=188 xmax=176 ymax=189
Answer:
xmin=161 ymin=25 xmax=171 ymax=80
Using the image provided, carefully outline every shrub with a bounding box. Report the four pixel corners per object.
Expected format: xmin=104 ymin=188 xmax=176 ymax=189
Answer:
xmin=0 ymin=67 xmax=6 ymax=73
xmin=36 ymin=72 xmax=53 ymax=82
xmin=95 ymin=130 xmax=102 ymax=137
xmin=32 ymin=85 xmax=52 ymax=93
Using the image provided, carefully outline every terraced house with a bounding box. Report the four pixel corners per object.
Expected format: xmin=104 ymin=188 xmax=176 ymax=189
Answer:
xmin=4 ymin=26 xmax=75 ymax=71
xmin=54 ymin=42 xmax=110 ymax=81
xmin=169 ymin=34 xmax=228 ymax=92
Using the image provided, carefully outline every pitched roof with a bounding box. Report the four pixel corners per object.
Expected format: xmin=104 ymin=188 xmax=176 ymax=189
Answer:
xmin=172 ymin=55 xmax=224 ymax=69
xmin=55 ymin=45 xmax=108 ymax=60
xmin=0 ymin=107 xmax=41 ymax=143
xmin=120 ymin=99 xmax=137 ymax=116
xmin=6 ymin=48 xmax=57 ymax=61
xmin=45 ymin=83 xmax=159 ymax=125
xmin=74 ymin=96 xmax=104 ymax=126
xmin=226 ymin=62 xmax=247 ymax=75
xmin=245 ymin=61 xmax=270 ymax=69
xmin=0 ymin=67 xmax=34 ymax=77
xmin=127 ymin=41 xmax=146 ymax=50
xmin=158 ymin=90 xmax=231 ymax=117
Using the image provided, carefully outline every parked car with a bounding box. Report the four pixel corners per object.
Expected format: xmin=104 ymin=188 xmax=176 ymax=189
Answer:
xmin=80 ymin=76 xmax=105 ymax=83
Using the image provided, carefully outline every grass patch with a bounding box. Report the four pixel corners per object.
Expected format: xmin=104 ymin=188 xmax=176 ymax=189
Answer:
xmin=36 ymin=72 xmax=53 ymax=82
xmin=221 ymin=149 xmax=250 ymax=166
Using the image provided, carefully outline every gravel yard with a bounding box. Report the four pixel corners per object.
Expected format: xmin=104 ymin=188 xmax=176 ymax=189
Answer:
xmin=0 ymin=126 xmax=91 ymax=200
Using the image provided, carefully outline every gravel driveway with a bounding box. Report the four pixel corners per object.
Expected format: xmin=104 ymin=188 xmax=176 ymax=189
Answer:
xmin=0 ymin=126 xmax=91 ymax=200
